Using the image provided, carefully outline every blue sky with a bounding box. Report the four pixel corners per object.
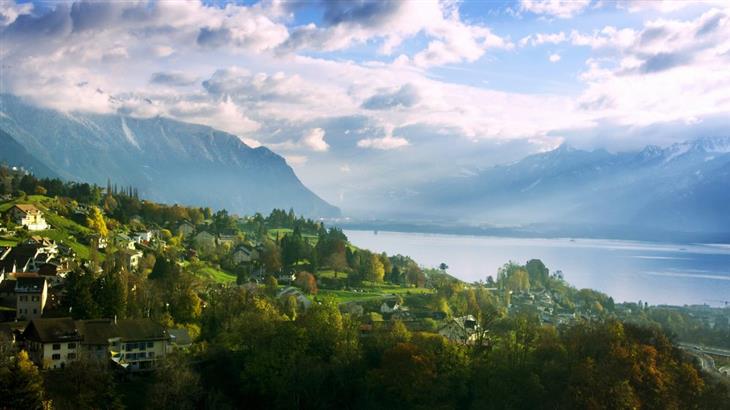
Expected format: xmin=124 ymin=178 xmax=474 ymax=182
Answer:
xmin=1 ymin=0 xmax=729 ymax=213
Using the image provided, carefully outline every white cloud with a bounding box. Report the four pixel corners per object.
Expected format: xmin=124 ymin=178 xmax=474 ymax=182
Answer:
xmin=549 ymin=53 xmax=561 ymax=62
xmin=300 ymin=128 xmax=329 ymax=152
xmin=520 ymin=0 xmax=592 ymax=19
xmin=285 ymin=155 xmax=308 ymax=166
xmin=357 ymin=135 xmax=410 ymax=150
xmin=0 ymin=0 xmax=32 ymax=27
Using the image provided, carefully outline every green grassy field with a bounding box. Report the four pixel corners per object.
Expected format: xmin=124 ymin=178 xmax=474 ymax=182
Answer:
xmin=188 ymin=264 xmax=237 ymax=284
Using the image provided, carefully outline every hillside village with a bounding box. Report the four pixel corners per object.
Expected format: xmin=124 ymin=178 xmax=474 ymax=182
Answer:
xmin=1 ymin=165 xmax=729 ymax=408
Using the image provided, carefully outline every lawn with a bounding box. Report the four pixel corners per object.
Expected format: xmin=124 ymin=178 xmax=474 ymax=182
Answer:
xmin=189 ymin=264 xmax=237 ymax=284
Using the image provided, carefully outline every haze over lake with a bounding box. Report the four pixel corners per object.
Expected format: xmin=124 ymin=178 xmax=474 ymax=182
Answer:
xmin=346 ymin=230 xmax=730 ymax=307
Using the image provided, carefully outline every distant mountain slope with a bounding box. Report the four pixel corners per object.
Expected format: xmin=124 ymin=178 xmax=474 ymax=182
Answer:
xmin=0 ymin=128 xmax=58 ymax=178
xmin=0 ymin=95 xmax=338 ymax=217
xmin=415 ymin=137 xmax=730 ymax=234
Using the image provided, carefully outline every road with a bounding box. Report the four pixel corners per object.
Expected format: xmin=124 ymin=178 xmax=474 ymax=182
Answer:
xmin=678 ymin=343 xmax=730 ymax=378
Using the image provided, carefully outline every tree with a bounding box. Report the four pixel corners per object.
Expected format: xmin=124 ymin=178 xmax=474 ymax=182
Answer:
xmin=0 ymin=350 xmax=45 ymax=410
xmin=149 ymin=355 xmax=202 ymax=410
xmin=46 ymin=357 xmax=123 ymax=410
xmin=370 ymin=254 xmax=385 ymax=282
xmin=326 ymin=251 xmax=348 ymax=279
xmin=86 ymin=206 xmax=108 ymax=238
xmin=264 ymin=275 xmax=279 ymax=297
xmin=260 ymin=239 xmax=282 ymax=273
xmin=295 ymin=271 xmax=318 ymax=295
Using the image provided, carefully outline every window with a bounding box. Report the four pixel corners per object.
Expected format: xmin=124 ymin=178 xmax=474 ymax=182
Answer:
xmin=52 ymin=353 xmax=60 ymax=360
xmin=52 ymin=343 xmax=60 ymax=350
xmin=33 ymin=309 xmax=37 ymax=314
xmin=68 ymin=343 xmax=76 ymax=349
xmin=67 ymin=353 xmax=76 ymax=360
xmin=148 ymin=352 xmax=154 ymax=358
xmin=128 ymin=353 xmax=136 ymax=360
xmin=147 ymin=342 xmax=154 ymax=348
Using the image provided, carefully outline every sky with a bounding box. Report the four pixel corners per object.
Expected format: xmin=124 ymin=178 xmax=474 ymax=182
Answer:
xmin=1 ymin=0 xmax=729 ymax=214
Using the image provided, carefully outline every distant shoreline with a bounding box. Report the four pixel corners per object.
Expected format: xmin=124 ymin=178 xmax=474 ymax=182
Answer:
xmin=336 ymin=221 xmax=730 ymax=245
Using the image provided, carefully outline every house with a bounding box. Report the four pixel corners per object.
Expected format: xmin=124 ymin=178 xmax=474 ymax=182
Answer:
xmin=217 ymin=234 xmax=237 ymax=247
xmin=192 ymin=231 xmax=216 ymax=251
xmin=0 ymin=238 xmax=59 ymax=274
xmin=6 ymin=204 xmax=49 ymax=231
xmin=167 ymin=328 xmax=193 ymax=352
xmin=15 ymin=275 xmax=48 ymax=320
xmin=231 ymin=245 xmax=259 ymax=265
xmin=277 ymin=287 xmax=312 ymax=311
xmin=438 ymin=315 xmax=485 ymax=345
xmin=131 ymin=231 xmax=153 ymax=244
xmin=24 ymin=317 xmax=169 ymax=371
xmin=76 ymin=318 xmax=168 ymax=371
xmin=380 ymin=299 xmax=401 ymax=314
xmin=115 ymin=233 xmax=137 ymax=250
xmin=23 ymin=317 xmax=82 ymax=369
xmin=119 ymin=249 xmax=144 ymax=271
xmin=177 ymin=221 xmax=195 ymax=238
xmin=111 ymin=318 xmax=168 ymax=371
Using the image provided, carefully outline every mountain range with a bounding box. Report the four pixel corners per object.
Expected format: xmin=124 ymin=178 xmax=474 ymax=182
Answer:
xmin=405 ymin=137 xmax=730 ymax=238
xmin=0 ymin=95 xmax=339 ymax=217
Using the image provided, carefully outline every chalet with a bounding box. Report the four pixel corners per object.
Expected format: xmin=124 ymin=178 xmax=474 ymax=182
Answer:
xmin=277 ymin=287 xmax=312 ymax=311
xmin=111 ymin=318 xmax=168 ymax=371
xmin=6 ymin=204 xmax=49 ymax=231
xmin=438 ymin=315 xmax=485 ymax=345
xmin=380 ymin=299 xmax=401 ymax=314
xmin=115 ymin=233 xmax=137 ymax=250
xmin=119 ymin=249 xmax=144 ymax=271
xmin=177 ymin=221 xmax=195 ymax=238
xmin=24 ymin=317 xmax=82 ymax=369
xmin=15 ymin=275 xmax=48 ymax=320
xmin=193 ymin=231 xmax=216 ymax=250
xmin=217 ymin=234 xmax=237 ymax=247
xmin=0 ymin=238 xmax=59 ymax=274
xmin=132 ymin=231 xmax=153 ymax=244
xmin=24 ymin=317 xmax=169 ymax=371
xmin=232 ymin=245 xmax=258 ymax=265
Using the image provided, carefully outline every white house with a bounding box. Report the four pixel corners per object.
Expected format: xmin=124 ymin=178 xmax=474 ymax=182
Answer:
xmin=380 ymin=299 xmax=401 ymax=314
xmin=15 ymin=275 xmax=48 ymax=320
xmin=438 ymin=315 xmax=485 ymax=345
xmin=131 ymin=231 xmax=153 ymax=244
xmin=7 ymin=204 xmax=49 ymax=231
xmin=24 ymin=317 xmax=82 ymax=369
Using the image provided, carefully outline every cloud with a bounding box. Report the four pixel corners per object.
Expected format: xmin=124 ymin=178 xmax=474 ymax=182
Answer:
xmin=285 ymin=155 xmax=308 ymax=166
xmin=150 ymin=71 xmax=198 ymax=87
xmin=520 ymin=0 xmax=592 ymax=19
xmin=0 ymin=0 xmax=32 ymax=27
xmin=357 ymin=136 xmax=409 ymax=150
xmin=549 ymin=53 xmax=561 ymax=62
xmin=280 ymin=0 xmax=511 ymax=68
xmin=519 ymin=31 xmax=567 ymax=47
xmin=362 ymin=84 xmax=420 ymax=110
xmin=357 ymin=126 xmax=410 ymax=150
xmin=301 ymin=128 xmax=329 ymax=152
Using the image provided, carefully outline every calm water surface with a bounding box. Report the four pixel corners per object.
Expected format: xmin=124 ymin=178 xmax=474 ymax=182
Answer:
xmin=345 ymin=230 xmax=730 ymax=307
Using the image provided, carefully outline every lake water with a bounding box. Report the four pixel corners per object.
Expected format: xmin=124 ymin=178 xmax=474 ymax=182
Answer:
xmin=344 ymin=230 xmax=730 ymax=307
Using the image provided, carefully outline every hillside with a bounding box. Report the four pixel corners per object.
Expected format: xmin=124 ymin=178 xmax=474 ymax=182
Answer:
xmin=0 ymin=129 xmax=58 ymax=178
xmin=0 ymin=95 xmax=339 ymax=218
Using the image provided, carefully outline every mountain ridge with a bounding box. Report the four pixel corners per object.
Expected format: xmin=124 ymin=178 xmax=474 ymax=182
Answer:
xmin=410 ymin=137 xmax=730 ymax=235
xmin=0 ymin=94 xmax=339 ymax=217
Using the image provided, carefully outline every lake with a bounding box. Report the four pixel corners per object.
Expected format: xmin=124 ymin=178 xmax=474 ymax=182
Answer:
xmin=344 ymin=230 xmax=730 ymax=307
